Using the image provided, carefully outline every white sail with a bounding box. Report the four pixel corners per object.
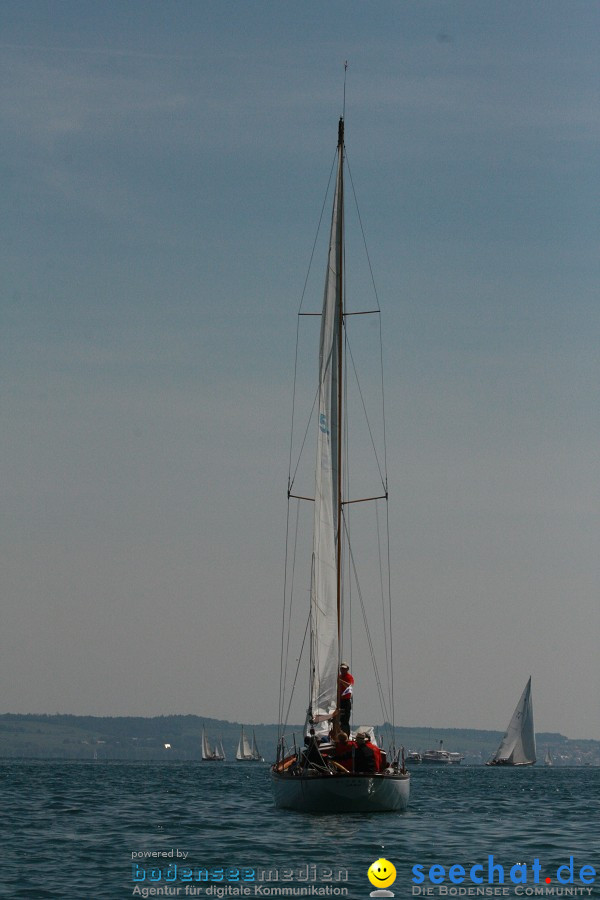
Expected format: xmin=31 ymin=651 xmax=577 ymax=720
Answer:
xmin=490 ymin=676 xmax=536 ymax=766
xmin=201 ymin=728 xmax=213 ymax=760
xmin=202 ymin=727 xmax=225 ymax=760
xmin=236 ymin=727 xmax=253 ymax=760
xmin=309 ymin=127 xmax=343 ymax=737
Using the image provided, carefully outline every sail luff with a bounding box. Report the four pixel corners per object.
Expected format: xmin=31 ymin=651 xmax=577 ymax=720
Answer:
xmin=309 ymin=120 xmax=344 ymax=733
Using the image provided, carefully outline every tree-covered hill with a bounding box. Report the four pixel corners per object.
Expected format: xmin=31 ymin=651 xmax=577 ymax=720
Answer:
xmin=0 ymin=714 xmax=597 ymax=765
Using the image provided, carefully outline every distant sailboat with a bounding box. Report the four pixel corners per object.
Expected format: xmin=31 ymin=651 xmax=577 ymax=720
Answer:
xmin=201 ymin=727 xmax=225 ymax=761
xmin=236 ymin=727 xmax=263 ymax=762
xmin=544 ymin=748 xmax=553 ymax=767
xmin=487 ymin=677 xmax=536 ymax=766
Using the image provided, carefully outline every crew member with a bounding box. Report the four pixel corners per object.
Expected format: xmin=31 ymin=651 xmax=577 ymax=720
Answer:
xmin=363 ymin=734 xmax=383 ymax=772
xmin=354 ymin=732 xmax=376 ymax=774
xmin=338 ymin=662 xmax=354 ymax=735
xmin=333 ymin=731 xmax=355 ymax=772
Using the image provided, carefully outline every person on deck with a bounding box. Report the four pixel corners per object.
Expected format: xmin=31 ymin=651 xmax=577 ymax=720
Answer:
xmin=354 ymin=732 xmax=376 ymax=774
xmin=338 ymin=663 xmax=354 ymax=735
xmin=363 ymin=733 xmax=383 ymax=772
xmin=333 ymin=731 xmax=355 ymax=772
xmin=302 ymin=728 xmax=324 ymax=767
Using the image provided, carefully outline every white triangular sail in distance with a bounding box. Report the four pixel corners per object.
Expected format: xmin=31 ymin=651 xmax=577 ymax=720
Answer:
xmin=201 ymin=728 xmax=213 ymax=760
xmin=236 ymin=727 xmax=254 ymax=760
xmin=202 ymin=727 xmax=225 ymax=761
xmin=308 ymin=129 xmax=343 ymax=739
xmin=489 ymin=677 xmax=536 ymax=766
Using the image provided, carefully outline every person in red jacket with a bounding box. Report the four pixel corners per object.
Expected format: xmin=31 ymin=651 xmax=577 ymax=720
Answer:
xmin=332 ymin=731 xmax=356 ymax=772
xmin=354 ymin=732 xmax=377 ymax=773
xmin=361 ymin=732 xmax=383 ymax=772
xmin=338 ymin=662 xmax=354 ymax=735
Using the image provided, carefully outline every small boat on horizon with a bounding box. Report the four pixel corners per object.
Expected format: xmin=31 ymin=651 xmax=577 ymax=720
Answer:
xmin=421 ymin=740 xmax=463 ymax=765
xmin=486 ymin=676 xmax=536 ymax=767
xmin=405 ymin=751 xmax=422 ymax=765
xmin=201 ymin=727 xmax=225 ymax=761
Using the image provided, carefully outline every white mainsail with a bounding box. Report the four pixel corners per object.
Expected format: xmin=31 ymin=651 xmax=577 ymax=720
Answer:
xmin=236 ymin=727 xmax=253 ymax=760
xmin=201 ymin=728 xmax=213 ymax=760
xmin=309 ymin=126 xmax=343 ymax=737
xmin=489 ymin=676 xmax=536 ymax=766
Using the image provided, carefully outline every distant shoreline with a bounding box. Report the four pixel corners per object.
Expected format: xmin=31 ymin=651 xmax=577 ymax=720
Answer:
xmin=0 ymin=713 xmax=598 ymax=765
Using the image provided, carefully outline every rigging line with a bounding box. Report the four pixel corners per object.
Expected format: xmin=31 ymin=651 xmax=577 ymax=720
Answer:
xmin=282 ymin=608 xmax=311 ymax=735
xmin=280 ymin=499 xmax=302 ymax=731
xmin=378 ymin=305 xmax=389 ymax=489
xmin=344 ymin=148 xmax=390 ymax=487
xmin=288 ymin=385 xmax=319 ymax=493
xmin=341 ymin=510 xmax=392 ymax=727
xmin=288 ymin=150 xmax=337 ymax=488
xmin=287 ymin=315 xmax=302 ymax=490
xmin=344 ymin=152 xmax=382 ymax=311
xmin=297 ymin=152 xmax=338 ymax=316
xmin=385 ymin=497 xmax=396 ymax=735
xmin=341 ymin=330 xmax=352 ymax=673
xmin=278 ymin=498 xmax=293 ymax=733
xmin=375 ymin=500 xmax=393 ymax=724
xmin=344 ymin=328 xmax=386 ymax=490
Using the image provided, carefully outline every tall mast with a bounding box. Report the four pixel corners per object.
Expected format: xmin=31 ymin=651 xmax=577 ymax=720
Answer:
xmin=336 ymin=116 xmax=344 ymax=646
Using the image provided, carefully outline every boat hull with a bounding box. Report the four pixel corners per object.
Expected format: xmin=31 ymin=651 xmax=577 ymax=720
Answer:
xmin=271 ymin=770 xmax=410 ymax=813
xmin=486 ymin=760 xmax=535 ymax=767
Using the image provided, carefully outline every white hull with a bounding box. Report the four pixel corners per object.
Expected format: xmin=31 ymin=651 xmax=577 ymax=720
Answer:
xmin=271 ymin=770 xmax=410 ymax=813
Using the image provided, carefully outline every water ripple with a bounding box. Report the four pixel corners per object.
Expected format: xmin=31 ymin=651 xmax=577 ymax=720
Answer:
xmin=2 ymin=761 xmax=598 ymax=899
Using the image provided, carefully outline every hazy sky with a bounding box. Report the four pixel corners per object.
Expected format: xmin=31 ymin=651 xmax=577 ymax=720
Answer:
xmin=2 ymin=1 xmax=598 ymax=741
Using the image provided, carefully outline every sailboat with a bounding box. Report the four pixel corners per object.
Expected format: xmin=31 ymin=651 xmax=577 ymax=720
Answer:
xmin=236 ymin=727 xmax=264 ymax=762
xmin=201 ymin=727 xmax=225 ymax=761
xmin=544 ymin=748 xmax=553 ymax=767
xmin=271 ymin=113 xmax=410 ymax=813
xmin=486 ymin=676 xmax=536 ymax=766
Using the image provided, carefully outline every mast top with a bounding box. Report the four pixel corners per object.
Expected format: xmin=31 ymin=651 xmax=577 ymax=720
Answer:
xmin=338 ymin=116 xmax=344 ymax=148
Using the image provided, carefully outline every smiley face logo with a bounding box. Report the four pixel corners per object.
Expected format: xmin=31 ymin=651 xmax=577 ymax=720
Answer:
xmin=367 ymin=858 xmax=397 ymax=889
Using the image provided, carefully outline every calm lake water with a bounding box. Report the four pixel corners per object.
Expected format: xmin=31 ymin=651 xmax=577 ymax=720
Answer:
xmin=3 ymin=760 xmax=598 ymax=899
